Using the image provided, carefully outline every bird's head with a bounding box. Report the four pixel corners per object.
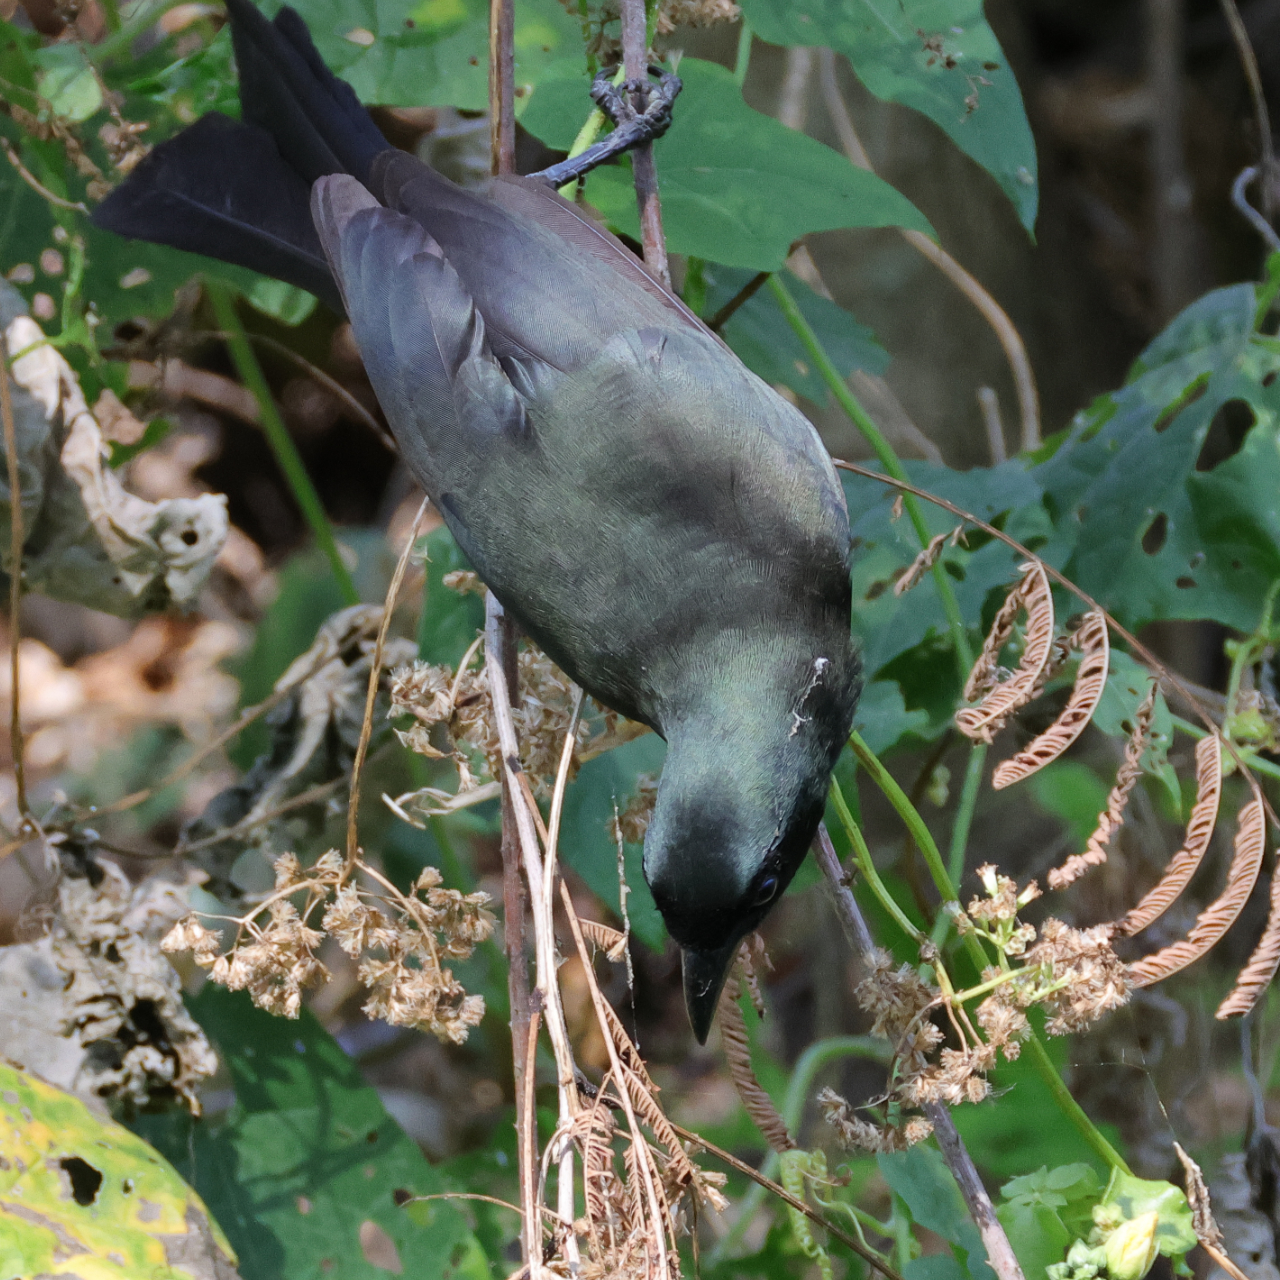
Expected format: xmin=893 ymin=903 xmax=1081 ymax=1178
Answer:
xmin=642 ymin=635 xmax=860 ymax=1043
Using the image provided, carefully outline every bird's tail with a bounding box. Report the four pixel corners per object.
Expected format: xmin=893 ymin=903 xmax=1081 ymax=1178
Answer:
xmin=92 ymin=0 xmax=389 ymax=310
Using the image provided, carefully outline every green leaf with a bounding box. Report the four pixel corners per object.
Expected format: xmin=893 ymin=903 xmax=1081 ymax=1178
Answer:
xmin=132 ymin=986 xmax=481 ymax=1280
xmin=1034 ymin=282 xmax=1280 ymax=633
xmin=841 ymin=458 xmax=1042 ymax=679
xmin=262 ymin=0 xmax=581 ymax=109
xmin=1100 ymin=1171 xmax=1198 ymax=1261
xmin=417 ymin=524 xmax=486 ymax=667
xmin=998 ymin=1162 xmax=1101 ymax=1277
xmin=525 ymin=59 xmax=932 ymax=271
xmin=702 ymin=264 xmax=889 ymax=403
xmin=32 ymin=43 xmax=103 ymax=121
xmin=853 ymin=678 xmax=931 ymax=755
xmin=1030 ymin=762 xmax=1109 ymax=847
xmin=1 ymin=1061 xmax=239 ymax=1280
xmin=559 ymin=733 xmax=667 ymax=950
xmin=879 ymin=1144 xmax=994 ymax=1280
xmin=244 ymin=276 xmax=318 ymax=326
xmin=738 ymin=0 xmax=1038 ymax=231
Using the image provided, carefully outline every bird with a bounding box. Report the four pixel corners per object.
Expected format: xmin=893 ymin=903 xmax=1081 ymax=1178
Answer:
xmin=92 ymin=0 xmax=862 ymax=1043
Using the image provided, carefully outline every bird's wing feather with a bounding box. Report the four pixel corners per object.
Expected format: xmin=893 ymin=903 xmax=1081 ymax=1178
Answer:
xmin=311 ymin=174 xmax=531 ymax=490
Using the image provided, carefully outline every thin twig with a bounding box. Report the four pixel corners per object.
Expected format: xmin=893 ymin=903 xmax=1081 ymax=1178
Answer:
xmin=706 ymin=270 xmax=769 ymax=332
xmin=1232 ymin=167 xmax=1280 ymax=253
xmin=1218 ymin=0 xmax=1274 ymax=223
xmin=0 ymin=138 xmax=89 ymax=213
xmin=977 ymin=387 xmax=1006 ymax=464
xmin=489 ymin=0 xmax=515 ymax=175
xmin=620 ymin=0 xmax=670 ymax=287
xmin=816 ymin=48 xmax=1040 ymax=450
xmin=182 ymin=330 xmax=395 ymax=450
xmin=0 ymin=324 xmax=28 ymax=829
xmin=344 ymin=496 xmax=427 ymax=870
xmin=671 ymin=1121 xmax=907 ymax=1280
xmin=486 ymin=595 xmax=533 ymax=1264
xmin=177 ymin=777 xmax=346 ymax=855
xmin=813 ymin=810 xmax=1025 ymax=1280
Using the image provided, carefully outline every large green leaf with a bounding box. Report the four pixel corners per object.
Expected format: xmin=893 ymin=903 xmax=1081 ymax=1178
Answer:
xmin=702 ymin=264 xmax=889 ymax=403
xmin=1033 ymin=282 xmax=1280 ymax=633
xmin=261 ymin=0 xmax=580 ymax=109
xmin=132 ymin=986 xmax=482 ymax=1280
xmin=524 ymin=58 xmax=932 ymax=270
xmin=738 ymin=0 xmax=1038 ymax=231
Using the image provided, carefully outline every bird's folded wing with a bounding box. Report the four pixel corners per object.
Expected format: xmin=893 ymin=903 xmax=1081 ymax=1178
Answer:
xmin=311 ymin=174 xmax=531 ymax=487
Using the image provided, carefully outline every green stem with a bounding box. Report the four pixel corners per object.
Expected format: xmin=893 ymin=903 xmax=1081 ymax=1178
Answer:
xmin=767 ymin=273 xmax=972 ymax=678
xmin=1171 ymin=714 xmax=1280 ymax=780
xmin=709 ymin=1032 xmax=891 ymax=1263
xmin=206 ymin=280 xmax=358 ymax=605
xmin=851 ymin=728 xmax=1129 ymax=1171
xmin=931 ymin=742 xmax=987 ymax=947
xmin=558 ymin=67 xmax=627 ymax=198
xmin=734 ymin=18 xmax=753 ymax=85
xmin=830 ymin=777 xmax=923 ymax=943
xmin=1023 ymin=1032 xmax=1130 ymax=1173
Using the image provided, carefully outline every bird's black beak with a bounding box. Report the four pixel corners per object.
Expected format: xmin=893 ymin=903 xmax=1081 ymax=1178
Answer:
xmin=682 ymin=939 xmax=741 ymax=1044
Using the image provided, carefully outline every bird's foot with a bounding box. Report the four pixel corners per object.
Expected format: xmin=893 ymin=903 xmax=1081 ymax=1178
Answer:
xmin=530 ymin=65 xmax=682 ymax=190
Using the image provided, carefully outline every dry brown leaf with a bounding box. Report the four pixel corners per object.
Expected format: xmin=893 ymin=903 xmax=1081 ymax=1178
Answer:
xmin=1216 ymin=829 xmax=1280 ymax=1018
xmin=1128 ymin=799 xmax=1266 ymax=987
xmin=579 ymin=918 xmax=629 ymax=963
xmin=717 ymin=969 xmax=794 ymax=1154
xmin=893 ymin=527 xmax=963 ymax=597
xmin=956 ymin=561 xmax=1055 ymax=742
xmin=1119 ymin=734 xmax=1223 ymax=936
xmin=1047 ymin=683 xmax=1156 ymax=890
xmin=990 ymin=610 xmax=1109 ymax=788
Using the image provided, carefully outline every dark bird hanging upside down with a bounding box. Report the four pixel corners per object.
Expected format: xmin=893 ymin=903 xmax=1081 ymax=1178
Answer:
xmin=93 ymin=0 xmax=861 ymax=1042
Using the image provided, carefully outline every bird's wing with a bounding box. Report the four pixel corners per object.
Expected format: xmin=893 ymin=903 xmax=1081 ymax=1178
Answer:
xmin=368 ymin=151 xmax=717 ymax=373
xmin=310 ymin=174 xmax=533 ymax=491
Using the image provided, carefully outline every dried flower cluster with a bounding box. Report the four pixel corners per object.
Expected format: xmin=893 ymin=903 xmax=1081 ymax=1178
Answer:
xmin=823 ymin=867 xmax=1131 ymax=1152
xmin=388 ymin=633 xmax=646 ymax=821
xmin=163 ymin=851 xmax=494 ymax=1044
xmin=556 ymin=0 xmax=737 ymax=64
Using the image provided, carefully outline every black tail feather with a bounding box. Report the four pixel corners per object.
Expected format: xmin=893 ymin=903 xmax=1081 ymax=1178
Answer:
xmin=92 ymin=113 xmax=344 ymax=311
xmin=91 ymin=0 xmax=390 ymax=311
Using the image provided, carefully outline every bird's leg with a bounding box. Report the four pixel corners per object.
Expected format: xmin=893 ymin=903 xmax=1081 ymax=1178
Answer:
xmin=531 ymin=65 xmax=682 ymax=189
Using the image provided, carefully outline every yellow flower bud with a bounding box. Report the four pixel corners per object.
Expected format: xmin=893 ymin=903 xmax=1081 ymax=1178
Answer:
xmin=1104 ymin=1211 xmax=1160 ymax=1280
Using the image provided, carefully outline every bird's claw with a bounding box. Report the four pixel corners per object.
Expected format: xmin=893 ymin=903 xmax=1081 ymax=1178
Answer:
xmin=589 ymin=66 xmax=682 ymax=145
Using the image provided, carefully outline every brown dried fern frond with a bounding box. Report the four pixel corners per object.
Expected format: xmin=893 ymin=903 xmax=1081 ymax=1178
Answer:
xmin=718 ymin=968 xmax=795 ymax=1154
xmin=990 ymin=610 xmax=1109 ymax=788
xmin=956 ymin=561 xmax=1055 ymax=742
xmin=1119 ymin=733 xmax=1223 ymax=936
xmin=1216 ymin=840 xmax=1280 ymax=1018
xmin=1047 ymin=683 xmax=1156 ymax=890
xmin=894 ymin=526 xmax=965 ymax=597
xmin=579 ymin=918 xmax=629 ymax=962
xmin=1128 ymin=799 xmax=1266 ymax=988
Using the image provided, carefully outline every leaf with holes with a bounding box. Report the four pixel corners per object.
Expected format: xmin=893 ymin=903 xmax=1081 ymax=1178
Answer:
xmin=130 ymin=986 xmax=481 ymax=1280
xmin=738 ymin=0 xmax=1038 ymax=231
xmin=0 ymin=1060 xmax=240 ymax=1280
xmin=1033 ymin=283 xmax=1280 ymax=633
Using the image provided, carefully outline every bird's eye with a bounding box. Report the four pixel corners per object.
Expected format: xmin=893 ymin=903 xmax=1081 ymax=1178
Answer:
xmin=752 ymin=875 xmax=779 ymax=907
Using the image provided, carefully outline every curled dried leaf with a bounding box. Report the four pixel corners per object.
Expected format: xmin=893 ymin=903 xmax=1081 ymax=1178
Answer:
xmin=1047 ymin=683 xmax=1156 ymax=890
xmin=990 ymin=610 xmax=1109 ymax=787
xmin=1129 ymin=799 xmax=1267 ymax=988
xmin=579 ymin=918 xmax=629 ymax=963
xmin=1119 ymin=733 xmax=1223 ymax=936
xmin=956 ymin=561 xmax=1055 ymax=742
xmin=893 ymin=526 xmax=964 ymax=597
xmin=718 ymin=969 xmax=794 ymax=1154
xmin=1216 ymin=829 xmax=1280 ymax=1018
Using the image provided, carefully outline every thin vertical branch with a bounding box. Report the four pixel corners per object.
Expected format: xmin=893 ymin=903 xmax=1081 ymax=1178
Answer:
xmin=816 ymin=48 xmax=1041 ymax=450
xmin=619 ymin=0 xmax=670 ymax=287
xmin=345 ymin=497 xmax=429 ymax=871
xmin=1218 ymin=0 xmax=1275 ymax=223
xmin=489 ymin=0 xmax=515 ymax=175
xmin=486 ymin=596 xmax=533 ymax=1265
xmin=0 ymin=329 xmax=28 ymax=827
xmin=1146 ymin=0 xmax=1196 ymax=320
xmin=814 ymin=824 xmax=1027 ymax=1280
